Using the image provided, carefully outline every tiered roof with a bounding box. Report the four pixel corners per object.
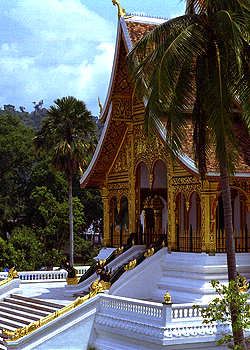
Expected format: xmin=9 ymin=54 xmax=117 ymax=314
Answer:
xmin=80 ymin=11 xmax=250 ymax=189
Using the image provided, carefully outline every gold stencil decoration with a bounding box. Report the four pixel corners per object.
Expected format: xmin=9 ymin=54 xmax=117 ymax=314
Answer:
xmin=113 ymin=98 xmax=132 ymax=120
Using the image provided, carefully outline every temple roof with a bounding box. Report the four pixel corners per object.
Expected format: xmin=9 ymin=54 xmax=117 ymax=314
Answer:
xmin=80 ymin=12 xmax=250 ymax=189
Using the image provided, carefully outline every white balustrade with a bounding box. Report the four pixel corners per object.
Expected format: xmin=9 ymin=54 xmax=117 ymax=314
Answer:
xmin=96 ymin=295 xmax=232 ymax=342
xmin=100 ymin=295 xmax=163 ymax=319
xmin=172 ymin=303 xmax=205 ymax=319
xmin=0 ymin=266 xmax=89 ymax=283
xmin=18 ymin=270 xmax=67 ymax=281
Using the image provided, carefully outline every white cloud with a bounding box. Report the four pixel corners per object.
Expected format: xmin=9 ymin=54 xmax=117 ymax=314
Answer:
xmin=0 ymin=0 xmax=116 ymax=115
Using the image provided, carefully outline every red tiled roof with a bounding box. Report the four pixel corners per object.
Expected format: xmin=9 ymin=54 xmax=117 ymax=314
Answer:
xmin=125 ymin=20 xmax=157 ymax=45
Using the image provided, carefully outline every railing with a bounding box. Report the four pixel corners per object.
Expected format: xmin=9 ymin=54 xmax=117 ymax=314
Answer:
xmin=177 ymin=228 xmax=202 ymax=253
xmin=216 ymin=229 xmax=250 ymax=253
xmin=0 ymin=266 xmax=89 ymax=283
xmin=101 ymin=297 xmax=163 ymax=319
xmin=5 ymin=293 xmax=233 ymax=349
xmin=96 ymin=294 xmax=232 ymax=340
xmin=172 ymin=303 xmax=204 ymax=319
xmin=110 ymin=242 xmax=164 ymax=285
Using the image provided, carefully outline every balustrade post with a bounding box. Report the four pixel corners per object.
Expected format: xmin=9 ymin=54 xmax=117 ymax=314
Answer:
xmin=162 ymin=291 xmax=172 ymax=326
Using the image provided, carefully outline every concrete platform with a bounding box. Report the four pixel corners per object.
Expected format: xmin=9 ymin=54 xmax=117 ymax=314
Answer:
xmin=19 ymin=282 xmax=75 ymax=306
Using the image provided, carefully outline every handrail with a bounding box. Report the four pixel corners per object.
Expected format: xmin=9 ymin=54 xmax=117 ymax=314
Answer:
xmin=77 ymin=239 xmax=134 ymax=284
xmin=110 ymin=241 xmax=165 ymax=285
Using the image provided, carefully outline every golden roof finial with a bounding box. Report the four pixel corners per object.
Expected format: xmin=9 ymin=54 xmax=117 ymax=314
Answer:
xmin=98 ymin=96 xmax=103 ymax=114
xmin=112 ymin=0 xmax=126 ymax=18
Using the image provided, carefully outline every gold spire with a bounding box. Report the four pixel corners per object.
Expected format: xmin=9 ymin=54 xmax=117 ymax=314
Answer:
xmin=112 ymin=0 xmax=126 ymax=18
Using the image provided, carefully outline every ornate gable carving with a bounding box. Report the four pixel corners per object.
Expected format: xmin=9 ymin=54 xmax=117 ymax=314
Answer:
xmin=113 ymin=36 xmax=132 ymax=95
xmin=134 ymin=124 xmax=169 ymax=171
xmin=110 ymin=132 xmax=131 ymax=174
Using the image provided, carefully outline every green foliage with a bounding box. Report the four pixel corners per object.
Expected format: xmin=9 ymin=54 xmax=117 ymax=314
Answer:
xmin=0 ymin=100 xmax=103 ymax=271
xmin=42 ymin=249 xmax=66 ymax=268
xmin=0 ymin=113 xmax=35 ymax=235
xmin=194 ymin=280 xmax=250 ymax=349
xmin=9 ymin=226 xmax=43 ymax=270
xmin=30 ymin=186 xmax=85 ymax=252
xmin=74 ymin=237 xmax=97 ymax=265
xmin=0 ymin=237 xmax=26 ymax=271
xmin=0 ymin=105 xmax=47 ymax=130
xmin=33 ymin=96 xmax=97 ymax=179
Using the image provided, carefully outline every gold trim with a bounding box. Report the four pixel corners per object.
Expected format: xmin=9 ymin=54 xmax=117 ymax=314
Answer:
xmin=124 ymin=259 xmax=136 ymax=271
xmin=0 ymin=267 xmax=18 ymax=287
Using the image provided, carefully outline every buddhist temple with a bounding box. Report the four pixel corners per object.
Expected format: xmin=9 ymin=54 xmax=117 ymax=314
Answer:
xmin=80 ymin=1 xmax=250 ymax=257
xmin=2 ymin=2 xmax=250 ymax=350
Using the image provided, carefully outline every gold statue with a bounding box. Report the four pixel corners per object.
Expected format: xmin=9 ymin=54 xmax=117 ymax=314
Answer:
xmin=112 ymin=0 xmax=126 ymax=18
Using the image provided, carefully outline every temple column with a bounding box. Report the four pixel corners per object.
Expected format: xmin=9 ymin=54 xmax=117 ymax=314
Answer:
xmin=200 ymin=191 xmax=210 ymax=252
xmin=167 ymin=165 xmax=175 ymax=251
xmin=101 ymin=187 xmax=110 ymax=247
xmin=128 ymin=122 xmax=136 ymax=234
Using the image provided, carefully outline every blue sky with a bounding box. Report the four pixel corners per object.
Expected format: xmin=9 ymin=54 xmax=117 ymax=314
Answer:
xmin=0 ymin=0 xmax=186 ymax=116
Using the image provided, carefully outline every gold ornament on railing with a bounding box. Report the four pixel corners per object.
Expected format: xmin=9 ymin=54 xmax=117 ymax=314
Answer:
xmin=0 ymin=267 xmax=18 ymax=287
xmin=124 ymin=259 xmax=137 ymax=271
xmin=144 ymin=247 xmax=154 ymax=258
xmin=114 ymin=246 xmax=124 ymax=257
xmin=163 ymin=291 xmax=172 ymax=304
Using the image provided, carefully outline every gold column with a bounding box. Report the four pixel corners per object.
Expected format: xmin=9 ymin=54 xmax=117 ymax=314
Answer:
xmin=128 ymin=122 xmax=136 ymax=234
xmin=167 ymin=164 xmax=175 ymax=251
xmin=100 ymin=187 xmax=110 ymax=247
xmin=200 ymin=192 xmax=210 ymax=252
xmin=201 ymin=180 xmax=217 ymax=253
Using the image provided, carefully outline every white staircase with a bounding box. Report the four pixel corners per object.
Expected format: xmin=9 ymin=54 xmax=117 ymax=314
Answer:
xmin=0 ymin=294 xmax=64 ymax=348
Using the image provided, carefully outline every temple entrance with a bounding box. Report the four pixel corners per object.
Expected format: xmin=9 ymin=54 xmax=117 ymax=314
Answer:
xmin=110 ymin=196 xmax=129 ymax=247
xmin=216 ymin=190 xmax=250 ymax=252
xmin=175 ymin=191 xmax=201 ymax=252
xmin=140 ymin=195 xmax=164 ymax=246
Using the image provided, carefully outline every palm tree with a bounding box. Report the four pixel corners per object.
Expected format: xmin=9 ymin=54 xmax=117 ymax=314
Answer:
xmin=33 ymin=96 xmax=97 ymax=267
xmin=128 ymin=0 xmax=250 ymax=347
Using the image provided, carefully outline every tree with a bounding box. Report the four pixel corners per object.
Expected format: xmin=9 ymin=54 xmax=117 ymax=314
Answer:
xmin=128 ymin=0 xmax=250 ymax=347
xmin=195 ymin=280 xmax=250 ymax=350
xmin=33 ymin=96 xmax=97 ymax=266
xmin=0 ymin=112 xmax=35 ymax=236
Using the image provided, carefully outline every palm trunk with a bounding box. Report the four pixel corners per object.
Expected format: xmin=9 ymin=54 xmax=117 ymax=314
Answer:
xmin=219 ymin=153 xmax=246 ymax=349
xmin=69 ymin=174 xmax=74 ymax=267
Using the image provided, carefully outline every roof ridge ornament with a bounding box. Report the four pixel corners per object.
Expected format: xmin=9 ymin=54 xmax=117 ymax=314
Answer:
xmin=112 ymin=0 xmax=126 ymax=18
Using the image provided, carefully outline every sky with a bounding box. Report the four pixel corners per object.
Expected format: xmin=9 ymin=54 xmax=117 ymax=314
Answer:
xmin=0 ymin=0 xmax=186 ymax=116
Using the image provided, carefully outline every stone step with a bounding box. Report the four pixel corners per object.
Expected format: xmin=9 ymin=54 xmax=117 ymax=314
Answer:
xmin=0 ymin=300 xmax=50 ymax=318
xmin=10 ymin=294 xmax=63 ymax=309
xmin=0 ymin=304 xmax=40 ymax=322
xmin=0 ymin=322 xmax=16 ymax=333
xmin=0 ymin=315 xmax=27 ymax=330
xmin=0 ymin=310 xmax=35 ymax=325
xmin=3 ymin=297 xmax=60 ymax=315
